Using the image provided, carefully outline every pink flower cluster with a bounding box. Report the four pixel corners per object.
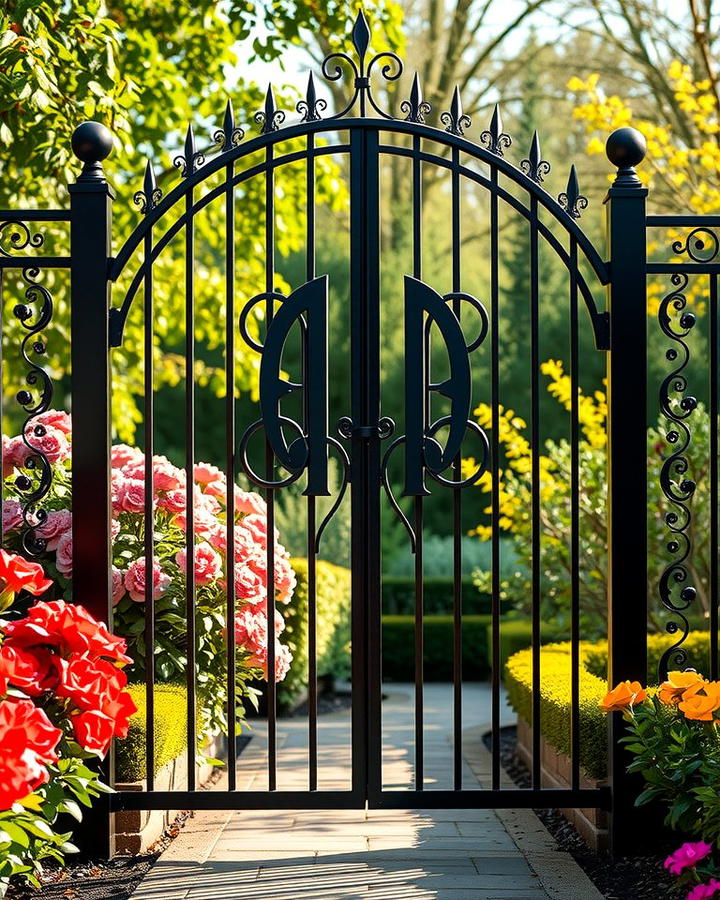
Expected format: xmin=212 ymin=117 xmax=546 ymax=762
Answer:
xmin=2 ymin=410 xmax=71 ymax=478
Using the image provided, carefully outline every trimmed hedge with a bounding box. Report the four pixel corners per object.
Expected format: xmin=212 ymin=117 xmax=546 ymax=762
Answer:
xmin=487 ymin=619 xmax=566 ymax=673
xmin=382 ymin=615 xmax=491 ymax=681
xmin=504 ymin=631 xmax=714 ymax=781
xmin=115 ymin=683 xmax=188 ymax=783
xmin=279 ymin=558 xmax=352 ymax=704
xmin=382 ymin=577 xmax=494 ymax=616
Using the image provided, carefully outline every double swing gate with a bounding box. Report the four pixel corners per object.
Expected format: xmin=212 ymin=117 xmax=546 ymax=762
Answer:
xmin=6 ymin=9 xmax=715 ymax=851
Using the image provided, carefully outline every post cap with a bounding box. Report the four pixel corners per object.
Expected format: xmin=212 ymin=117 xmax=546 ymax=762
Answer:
xmin=606 ymin=127 xmax=646 ymax=169
xmin=71 ymin=122 xmax=113 ymax=182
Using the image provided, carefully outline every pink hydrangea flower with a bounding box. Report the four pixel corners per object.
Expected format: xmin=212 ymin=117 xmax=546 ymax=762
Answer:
xmin=38 ymin=509 xmax=72 ymax=551
xmin=687 ymin=881 xmax=720 ymax=900
xmin=152 ymin=458 xmax=184 ymax=492
xmin=112 ymin=566 xmax=126 ymax=607
xmin=124 ymin=557 xmax=171 ymax=603
xmin=665 ymin=842 xmax=713 ymax=876
xmin=234 ymin=489 xmax=266 ymax=517
xmin=175 ymin=542 xmax=222 ymax=586
xmin=36 ymin=409 xmax=71 ymax=435
xmin=55 ymin=531 xmax=73 ymax=577
xmin=111 ymin=444 xmax=144 ymax=469
xmin=194 ymin=462 xmax=223 ymax=486
xmin=2 ymin=498 xmax=24 ymax=531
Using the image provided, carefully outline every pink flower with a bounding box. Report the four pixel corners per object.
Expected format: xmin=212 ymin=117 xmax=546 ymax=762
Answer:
xmin=111 ymin=518 xmax=120 ymax=540
xmin=123 ymin=557 xmax=170 ymax=603
xmin=118 ymin=479 xmax=148 ymax=515
xmin=687 ymin=882 xmax=720 ymax=900
xmin=36 ymin=410 xmax=71 ymax=435
xmin=235 ymin=489 xmax=266 ymax=517
xmin=204 ymin=478 xmax=227 ymax=499
xmin=194 ymin=462 xmax=223 ymax=486
xmin=175 ymin=542 xmax=222 ymax=586
xmin=55 ymin=531 xmax=73 ymax=577
xmin=22 ymin=425 xmax=70 ymax=466
xmin=234 ymin=564 xmax=265 ymax=602
xmin=234 ymin=610 xmax=291 ymax=682
xmin=2 ymin=498 xmax=24 ymax=531
xmin=38 ymin=509 xmax=72 ymax=551
xmin=112 ymin=566 xmax=125 ymax=607
xmin=152 ymin=458 xmax=184 ymax=492
xmin=157 ymin=489 xmax=186 ymax=516
xmin=665 ymin=842 xmax=713 ymax=876
xmin=111 ymin=444 xmax=144 ymax=469
xmin=274 ymin=555 xmax=296 ymax=604
xmin=6 ymin=436 xmax=30 ymax=470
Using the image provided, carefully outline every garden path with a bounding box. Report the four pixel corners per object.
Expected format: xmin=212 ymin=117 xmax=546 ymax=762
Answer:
xmin=129 ymin=684 xmax=601 ymax=900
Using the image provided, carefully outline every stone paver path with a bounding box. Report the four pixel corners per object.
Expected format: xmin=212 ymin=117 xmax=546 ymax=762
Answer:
xmin=129 ymin=684 xmax=601 ymax=900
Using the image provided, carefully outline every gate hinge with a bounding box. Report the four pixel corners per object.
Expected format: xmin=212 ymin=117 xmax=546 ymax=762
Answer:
xmin=596 ymin=311 xmax=611 ymax=351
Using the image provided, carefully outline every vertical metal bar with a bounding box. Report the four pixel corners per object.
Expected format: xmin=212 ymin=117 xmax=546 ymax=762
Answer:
xmin=605 ymin=148 xmax=648 ymax=853
xmin=225 ymin=155 xmax=237 ymax=790
xmin=570 ymin=237 xmax=580 ymax=791
xmin=143 ymin=229 xmax=155 ymax=791
xmin=451 ymin=147 xmax=462 ymax=791
xmin=185 ymin=185 xmax=197 ymax=791
xmin=412 ymin=133 xmax=424 ymax=791
xmin=350 ymin=128 xmax=381 ymax=803
xmin=530 ymin=195 xmax=541 ymax=790
xmin=710 ymin=274 xmax=718 ymax=680
xmin=265 ymin=144 xmax=277 ymax=791
xmin=69 ymin=144 xmax=115 ymax=858
xmin=490 ymin=169 xmax=501 ymax=792
xmin=306 ymin=133 xmax=318 ymax=792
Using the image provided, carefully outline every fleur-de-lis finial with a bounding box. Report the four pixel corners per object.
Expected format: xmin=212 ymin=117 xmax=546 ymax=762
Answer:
xmin=173 ymin=124 xmax=205 ymax=177
xmin=213 ymin=99 xmax=244 ymax=151
xmin=297 ymin=72 xmax=327 ymax=123
xmin=440 ymin=86 xmax=471 ymax=136
xmin=352 ymin=7 xmax=371 ymax=72
xmin=255 ymin=85 xmax=286 ymax=134
xmin=480 ymin=104 xmax=511 ymax=156
xmin=559 ymin=165 xmax=589 ymax=218
xmin=133 ymin=160 xmax=162 ymax=214
xmin=520 ymin=131 xmax=551 ymax=183
xmin=401 ymin=73 xmax=432 ymax=124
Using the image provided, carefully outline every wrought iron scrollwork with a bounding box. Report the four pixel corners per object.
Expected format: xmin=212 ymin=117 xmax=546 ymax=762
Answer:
xmin=657 ymin=269 xmax=698 ymax=678
xmin=320 ymin=8 xmax=402 ymax=119
xmin=14 ymin=267 xmax=54 ymax=556
xmin=238 ymin=277 xmax=329 ymax=495
xmin=672 ymin=226 xmax=720 ymax=263
xmin=0 ymin=222 xmax=44 ymax=258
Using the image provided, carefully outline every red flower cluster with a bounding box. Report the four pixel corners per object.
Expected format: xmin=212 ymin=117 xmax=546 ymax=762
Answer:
xmin=0 ymin=549 xmax=52 ymax=598
xmin=0 ymin=557 xmax=137 ymax=809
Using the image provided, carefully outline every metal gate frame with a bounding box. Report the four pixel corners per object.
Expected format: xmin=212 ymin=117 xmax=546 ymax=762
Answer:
xmin=1 ymin=10 xmax=663 ymax=857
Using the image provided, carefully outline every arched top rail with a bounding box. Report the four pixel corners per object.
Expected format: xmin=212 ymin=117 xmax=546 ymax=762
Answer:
xmin=109 ymin=115 xmax=609 ymax=288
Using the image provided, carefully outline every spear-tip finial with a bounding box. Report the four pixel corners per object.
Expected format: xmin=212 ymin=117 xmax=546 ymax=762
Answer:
xmin=480 ymin=103 xmax=511 ymax=156
xmin=297 ymin=72 xmax=327 ymax=123
xmin=255 ymin=84 xmax=285 ymax=134
xmin=520 ymin=131 xmax=551 ymax=183
xmin=559 ymin=165 xmax=588 ymax=218
xmin=352 ymin=7 xmax=371 ymax=68
xmin=440 ymin=86 xmax=471 ymax=136
xmin=173 ymin=123 xmax=204 ymax=177
xmin=214 ymin=99 xmax=245 ymax=150
xmin=133 ymin=159 xmax=162 ymax=215
xmin=402 ymin=72 xmax=432 ymax=124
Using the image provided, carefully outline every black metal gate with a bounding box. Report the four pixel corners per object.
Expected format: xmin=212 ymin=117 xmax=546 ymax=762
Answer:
xmin=3 ymin=9 xmax=666 ymax=853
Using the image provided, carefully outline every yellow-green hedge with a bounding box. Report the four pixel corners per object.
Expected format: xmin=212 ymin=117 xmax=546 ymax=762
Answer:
xmin=505 ymin=631 xmax=713 ymax=781
xmin=115 ymin=684 xmax=188 ymax=783
xmin=279 ymin=558 xmax=352 ymax=704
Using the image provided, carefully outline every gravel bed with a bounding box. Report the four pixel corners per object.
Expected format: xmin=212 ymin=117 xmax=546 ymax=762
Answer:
xmin=484 ymin=725 xmax=683 ymax=900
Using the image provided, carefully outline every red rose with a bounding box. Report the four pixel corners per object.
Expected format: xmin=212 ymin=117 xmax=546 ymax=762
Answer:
xmin=2 ymin=600 xmax=132 ymax=663
xmin=0 ymin=698 xmax=62 ymax=809
xmin=0 ymin=644 xmax=60 ymax=696
xmin=0 ymin=550 xmax=52 ymax=597
xmin=72 ymin=709 xmax=115 ymax=756
xmin=101 ymin=690 xmax=137 ymax=739
xmin=55 ymin=655 xmax=127 ymax=711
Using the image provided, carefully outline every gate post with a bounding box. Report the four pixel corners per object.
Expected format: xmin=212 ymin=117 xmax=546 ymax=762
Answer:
xmin=69 ymin=121 xmax=115 ymax=858
xmin=604 ymin=127 xmax=649 ymax=853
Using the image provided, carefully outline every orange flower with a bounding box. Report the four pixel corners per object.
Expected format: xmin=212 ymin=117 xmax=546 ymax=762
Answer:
xmin=659 ymin=670 xmax=705 ymax=704
xmin=678 ymin=681 xmax=720 ymax=721
xmin=599 ymin=680 xmax=647 ymax=712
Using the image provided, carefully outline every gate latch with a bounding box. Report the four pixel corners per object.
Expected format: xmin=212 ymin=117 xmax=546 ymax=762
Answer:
xmin=337 ymin=416 xmax=395 ymax=440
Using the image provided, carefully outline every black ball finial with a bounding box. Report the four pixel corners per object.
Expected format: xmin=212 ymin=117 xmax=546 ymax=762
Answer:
xmin=606 ymin=127 xmax=646 ymax=170
xmin=71 ymin=121 xmax=112 ymax=181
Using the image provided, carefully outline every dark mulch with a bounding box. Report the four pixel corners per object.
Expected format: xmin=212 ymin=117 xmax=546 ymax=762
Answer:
xmin=484 ymin=726 xmax=683 ymax=900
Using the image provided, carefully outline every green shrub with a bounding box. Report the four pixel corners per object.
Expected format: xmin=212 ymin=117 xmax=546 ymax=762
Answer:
xmin=382 ymin=615 xmax=491 ymax=681
xmin=115 ymin=684 xmax=188 ymax=783
xmin=382 ymin=577 xmax=496 ymax=616
xmin=505 ymin=631 xmax=714 ymax=781
xmin=279 ymin=558 xmax=352 ymax=704
xmin=487 ymin=619 xmax=568 ymax=673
